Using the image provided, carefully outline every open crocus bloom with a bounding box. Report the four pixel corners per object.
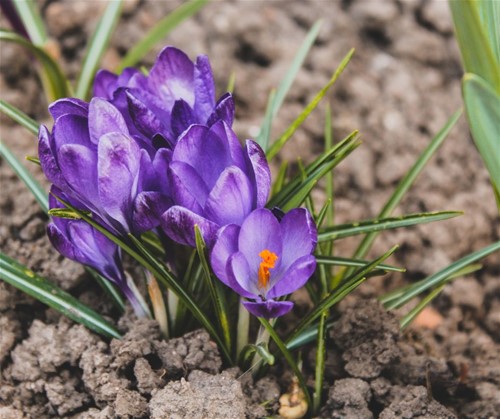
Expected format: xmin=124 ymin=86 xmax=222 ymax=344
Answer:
xmin=160 ymin=120 xmax=271 ymax=248
xmin=38 ymin=97 xmax=171 ymax=235
xmin=93 ymin=46 xmax=234 ymax=147
xmin=210 ymin=208 xmax=317 ymax=318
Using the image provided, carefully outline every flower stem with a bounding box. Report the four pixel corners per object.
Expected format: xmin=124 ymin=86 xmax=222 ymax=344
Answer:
xmin=236 ymin=299 xmax=250 ymax=357
xmin=124 ymin=272 xmax=152 ymax=319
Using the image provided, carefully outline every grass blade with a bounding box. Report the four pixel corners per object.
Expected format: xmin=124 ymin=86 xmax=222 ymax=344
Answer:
xmin=12 ymin=0 xmax=48 ymax=45
xmin=0 ymin=139 xmax=48 ymax=212
xmin=348 ymin=109 xmax=462 ymax=264
xmin=266 ymin=48 xmax=354 ymax=160
xmin=318 ymin=211 xmax=462 ymax=242
xmin=477 ymin=0 xmax=500 ymax=64
xmin=0 ymin=99 xmax=39 ymax=135
xmin=316 ymin=255 xmax=405 ymax=272
xmin=399 ymin=284 xmax=445 ymax=330
xmin=0 ymin=252 xmax=121 ymax=339
xmin=118 ymin=0 xmax=207 ymax=70
xmin=0 ymin=29 xmax=69 ymax=101
xmin=313 ymin=309 xmax=327 ymax=414
xmin=383 ymin=241 xmax=500 ymax=310
xmin=76 ymin=1 xmax=123 ymax=100
xmin=256 ymin=20 xmax=322 ymax=150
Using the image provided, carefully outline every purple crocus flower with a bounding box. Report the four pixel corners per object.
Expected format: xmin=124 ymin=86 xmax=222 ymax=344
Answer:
xmin=160 ymin=120 xmax=271 ymax=248
xmin=46 ymin=188 xmax=149 ymax=317
xmin=38 ymin=97 xmax=171 ymax=235
xmin=210 ymin=208 xmax=317 ymax=318
xmin=93 ymin=46 xmax=234 ymax=148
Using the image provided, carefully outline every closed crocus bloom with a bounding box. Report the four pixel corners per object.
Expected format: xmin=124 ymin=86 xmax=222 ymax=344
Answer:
xmin=46 ymin=189 xmax=149 ymax=317
xmin=93 ymin=46 xmax=235 ymax=147
xmin=160 ymin=120 xmax=271 ymax=247
xmin=210 ymin=208 xmax=317 ymax=318
xmin=38 ymin=97 xmax=171 ymax=235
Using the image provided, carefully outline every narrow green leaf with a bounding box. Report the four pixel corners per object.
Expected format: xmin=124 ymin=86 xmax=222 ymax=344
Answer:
xmin=290 ymin=246 xmax=398 ymax=342
xmin=286 ymin=320 xmax=335 ymax=352
xmin=48 ymin=208 xmax=91 ymax=220
xmin=324 ymin=103 xmax=334 ymax=229
xmin=462 ymin=74 xmax=500 ymax=195
xmin=349 ymin=109 xmax=462 ymax=264
xmin=0 ymin=29 xmax=69 ymax=101
xmin=477 ymin=0 xmax=500 ymax=64
xmin=118 ymin=0 xmax=207 ymax=70
xmin=13 ymin=0 xmax=48 ymax=45
xmin=449 ymin=0 xmax=500 ymax=93
xmin=0 ymin=99 xmax=39 ymax=135
xmin=226 ymin=71 xmax=236 ymax=94
xmin=384 ymin=241 xmax=500 ymax=310
xmin=0 ymin=252 xmax=121 ymax=339
xmin=271 ymin=160 xmax=288 ymax=198
xmin=399 ymin=284 xmax=446 ymax=330
xmin=76 ymin=1 xmax=123 ymax=99
xmin=86 ymin=268 xmax=126 ymax=313
xmin=257 ymin=20 xmax=322 ymax=150
xmin=266 ymin=48 xmax=354 ymax=160
xmin=318 ymin=211 xmax=462 ymax=242
xmin=0 ymin=139 xmax=48 ymax=212
xmin=194 ymin=226 xmax=232 ymax=353
xmin=316 ymin=255 xmax=405 ymax=272
xmin=258 ymin=317 xmax=312 ymax=411
xmin=26 ymin=156 xmax=40 ymax=165
xmin=313 ymin=309 xmax=327 ymax=414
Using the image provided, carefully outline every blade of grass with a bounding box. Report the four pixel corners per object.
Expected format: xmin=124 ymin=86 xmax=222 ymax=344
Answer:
xmin=0 ymin=252 xmax=121 ymax=339
xmin=477 ymin=0 xmax=500 ymax=64
xmin=12 ymin=0 xmax=48 ymax=45
xmin=384 ymin=241 xmax=500 ymax=310
xmin=399 ymin=284 xmax=446 ymax=330
xmin=348 ymin=109 xmax=462 ymax=267
xmin=318 ymin=211 xmax=462 ymax=242
xmin=0 ymin=139 xmax=48 ymax=212
xmin=256 ymin=20 xmax=322 ymax=150
xmin=258 ymin=317 xmax=312 ymax=412
xmin=313 ymin=309 xmax=327 ymax=414
xmin=316 ymin=255 xmax=405 ymax=273
xmin=0 ymin=29 xmax=69 ymax=101
xmin=0 ymin=99 xmax=39 ymax=135
xmin=76 ymin=0 xmax=123 ymax=100
xmin=194 ymin=226 xmax=232 ymax=354
xmin=266 ymin=48 xmax=355 ymax=160
xmin=118 ymin=0 xmax=207 ymax=70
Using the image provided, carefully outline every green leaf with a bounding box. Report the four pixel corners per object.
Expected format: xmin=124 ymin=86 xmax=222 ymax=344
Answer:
xmin=118 ymin=0 xmax=207 ymax=70
xmin=0 ymin=139 xmax=48 ymax=213
xmin=76 ymin=1 xmax=123 ymax=100
xmin=0 ymin=99 xmax=39 ymax=135
xmin=313 ymin=308 xmax=327 ymax=414
xmin=399 ymin=284 xmax=445 ymax=330
xmin=349 ymin=109 xmax=462 ymax=265
xmin=449 ymin=0 xmax=500 ymax=93
xmin=383 ymin=241 xmax=500 ymax=310
xmin=0 ymin=252 xmax=121 ymax=339
xmin=194 ymin=226 xmax=232 ymax=354
xmin=86 ymin=268 xmax=126 ymax=313
xmin=48 ymin=208 xmax=92 ymax=220
xmin=462 ymin=73 xmax=500 ymax=196
xmin=318 ymin=211 xmax=462 ymax=242
xmin=316 ymin=255 xmax=405 ymax=272
xmin=286 ymin=320 xmax=335 ymax=352
xmin=256 ymin=20 xmax=322 ymax=150
xmin=0 ymin=29 xmax=69 ymax=101
xmin=477 ymin=0 xmax=500 ymax=64
xmin=12 ymin=0 xmax=48 ymax=45
xmin=287 ymin=245 xmax=398 ymax=343
xmin=266 ymin=48 xmax=354 ymax=160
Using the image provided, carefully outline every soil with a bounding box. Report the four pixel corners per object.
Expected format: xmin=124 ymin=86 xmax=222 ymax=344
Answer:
xmin=1 ymin=0 xmax=499 ymax=418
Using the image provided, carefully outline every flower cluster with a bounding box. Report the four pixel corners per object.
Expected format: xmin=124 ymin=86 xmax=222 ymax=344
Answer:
xmin=40 ymin=46 xmax=317 ymax=318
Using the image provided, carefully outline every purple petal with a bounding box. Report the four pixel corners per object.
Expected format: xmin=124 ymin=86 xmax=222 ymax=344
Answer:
xmin=171 ymin=99 xmax=195 ymax=139
xmin=58 ymin=144 xmax=98 ymax=203
xmin=242 ymin=300 xmax=294 ymax=319
xmin=88 ymin=98 xmax=129 ymax=144
xmin=126 ymin=91 xmax=166 ymax=139
xmin=227 ymin=252 xmax=257 ymax=298
xmin=161 ymin=206 xmax=219 ymax=248
xmin=133 ymin=191 xmax=172 ymax=234
xmin=148 ymin=46 xmax=195 ymax=108
xmin=47 ymin=223 xmax=77 ymax=260
xmin=204 ymin=166 xmax=254 ymax=226
xmin=49 ymin=98 xmax=88 ymax=120
xmin=93 ymin=69 xmax=118 ymax=99
xmin=245 ymin=140 xmax=271 ymax=208
xmin=208 ymin=93 xmax=235 ymax=127
xmin=279 ymin=208 xmax=317 ymax=271
xmin=53 ymin=114 xmax=91 ymax=152
xmin=97 ymin=132 xmax=141 ymax=231
xmin=210 ymin=224 xmax=240 ymax=286
xmin=193 ymin=55 xmax=215 ymax=121
xmin=168 ymin=161 xmax=209 ymax=213
xmin=238 ymin=208 xmax=283 ymax=278
xmin=208 ymin=121 xmax=246 ymax=172
xmin=38 ymin=125 xmax=67 ymax=189
xmin=267 ymin=255 xmax=316 ymax=299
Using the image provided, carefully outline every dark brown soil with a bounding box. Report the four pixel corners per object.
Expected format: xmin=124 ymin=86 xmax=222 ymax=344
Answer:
xmin=1 ymin=0 xmax=499 ymax=417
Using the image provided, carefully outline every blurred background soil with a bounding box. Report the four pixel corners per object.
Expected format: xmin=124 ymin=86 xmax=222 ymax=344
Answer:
xmin=1 ymin=0 xmax=498 ymax=417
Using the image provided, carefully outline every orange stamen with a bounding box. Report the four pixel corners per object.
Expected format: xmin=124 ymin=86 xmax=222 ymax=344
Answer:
xmin=258 ymin=249 xmax=278 ymax=290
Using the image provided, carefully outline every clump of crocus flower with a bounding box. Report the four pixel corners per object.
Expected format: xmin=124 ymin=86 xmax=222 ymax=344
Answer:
xmin=39 ymin=45 xmax=317 ymax=319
